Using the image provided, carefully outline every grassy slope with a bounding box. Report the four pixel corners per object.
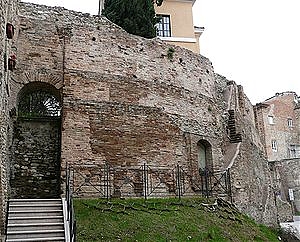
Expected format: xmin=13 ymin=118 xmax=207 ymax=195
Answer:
xmin=74 ymin=197 xmax=280 ymax=242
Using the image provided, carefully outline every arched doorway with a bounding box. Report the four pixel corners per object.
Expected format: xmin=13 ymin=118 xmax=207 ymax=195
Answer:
xmin=197 ymin=139 xmax=213 ymax=173
xmin=10 ymin=82 xmax=62 ymax=198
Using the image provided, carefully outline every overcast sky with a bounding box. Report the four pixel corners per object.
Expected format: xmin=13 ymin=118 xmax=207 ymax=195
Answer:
xmin=22 ymin=0 xmax=300 ymax=104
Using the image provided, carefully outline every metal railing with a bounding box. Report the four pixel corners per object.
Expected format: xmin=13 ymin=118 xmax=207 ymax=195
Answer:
xmin=4 ymin=199 xmax=9 ymax=240
xmin=67 ymin=163 xmax=232 ymax=202
xmin=199 ymin=168 xmax=232 ymax=203
xmin=66 ymin=164 xmax=76 ymax=242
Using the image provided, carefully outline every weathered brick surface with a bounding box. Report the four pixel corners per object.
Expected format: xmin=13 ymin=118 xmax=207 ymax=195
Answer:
xmin=10 ymin=118 xmax=61 ymax=198
xmin=255 ymin=92 xmax=299 ymax=161
xmin=0 ymin=0 xmax=293 ymax=233
xmin=254 ymin=92 xmax=300 ymax=217
xmin=220 ymin=79 xmax=283 ymax=225
xmin=271 ymin=159 xmax=300 ymax=214
xmin=0 ymin=0 xmax=18 ymax=236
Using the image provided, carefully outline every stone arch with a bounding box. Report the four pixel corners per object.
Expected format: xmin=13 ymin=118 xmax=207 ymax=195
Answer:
xmin=10 ymin=82 xmax=62 ymax=198
xmin=17 ymin=82 xmax=61 ymax=118
xmin=197 ymin=139 xmax=213 ymax=172
xmin=11 ymin=70 xmax=63 ymax=89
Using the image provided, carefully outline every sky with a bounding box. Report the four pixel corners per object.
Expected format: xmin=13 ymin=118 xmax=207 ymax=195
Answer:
xmin=22 ymin=0 xmax=300 ymax=104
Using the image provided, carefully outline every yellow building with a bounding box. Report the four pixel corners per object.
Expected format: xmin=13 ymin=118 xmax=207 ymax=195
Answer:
xmin=155 ymin=0 xmax=204 ymax=54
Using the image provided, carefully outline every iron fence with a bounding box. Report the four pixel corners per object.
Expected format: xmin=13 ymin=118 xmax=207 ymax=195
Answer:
xmin=67 ymin=163 xmax=232 ymax=202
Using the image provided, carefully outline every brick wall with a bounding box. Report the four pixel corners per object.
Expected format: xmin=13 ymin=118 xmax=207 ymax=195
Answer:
xmin=255 ymin=92 xmax=300 ymax=161
xmin=10 ymin=118 xmax=61 ymax=198
xmin=0 ymin=0 xmax=18 ymax=235
xmin=0 ymin=1 xmax=290 ymax=231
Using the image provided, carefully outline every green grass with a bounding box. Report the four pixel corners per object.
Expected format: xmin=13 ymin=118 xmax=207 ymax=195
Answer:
xmin=74 ymin=197 xmax=280 ymax=242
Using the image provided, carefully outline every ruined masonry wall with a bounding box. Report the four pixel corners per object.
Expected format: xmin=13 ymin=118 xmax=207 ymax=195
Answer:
xmin=217 ymin=74 xmax=281 ymax=226
xmin=274 ymin=159 xmax=300 ymax=212
xmin=10 ymin=119 xmax=61 ymax=198
xmin=0 ymin=0 xmax=286 ymax=229
xmin=0 ymin=0 xmax=18 ymax=236
xmin=9 ymin=3 xmax=227 ymax=200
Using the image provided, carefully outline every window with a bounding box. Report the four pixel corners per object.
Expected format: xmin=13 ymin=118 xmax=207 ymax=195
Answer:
xmin=290 ymin=145 xmax=300 ymax=158
xmin=18 ymin=83 xmax=61 ymax=118
xmin=288 ymin=118 xmax=293 ymax=127
xmin=156 ymin=15 xmax=171 ymax=37
xmin=271 ymin=140 xmax=277 ymax=152
xmin=268 ymin=116 xmax=274 ymax=124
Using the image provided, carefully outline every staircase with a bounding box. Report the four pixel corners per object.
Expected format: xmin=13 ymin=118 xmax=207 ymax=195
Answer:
xmin=227 ymin=110 xmax=242 ymax=143
xmin=6 ymin=199 xmax=66 ymax=242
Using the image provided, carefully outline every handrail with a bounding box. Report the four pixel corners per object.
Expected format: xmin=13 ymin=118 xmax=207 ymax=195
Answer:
xmin=66 ymin=164 xmax=76 ymax=242
xmin=4 ymin=199 xmax=9 ymax=240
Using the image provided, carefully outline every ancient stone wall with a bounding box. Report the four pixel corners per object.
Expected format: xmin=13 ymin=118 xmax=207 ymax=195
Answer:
xmin=10 ymin=3 xmax=226 ymax=201
xmin=272 ymin=159 xmax=300 ymax=213
xmin=10 ymin=118 xmax=61 ymax=198
xmin=230 ymin=137 xmax=279 ymax=225
xmin=0 ymin=0 xmax=18 ymax=235
xmin=0 ymin=0 xmax=291 ymax=231
xmin=216 ymin=75 xmax=286 ymax=225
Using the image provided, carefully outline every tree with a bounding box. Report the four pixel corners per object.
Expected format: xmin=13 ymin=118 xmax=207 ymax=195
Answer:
xmin=103 ymin=0 xmax=163 ymax=39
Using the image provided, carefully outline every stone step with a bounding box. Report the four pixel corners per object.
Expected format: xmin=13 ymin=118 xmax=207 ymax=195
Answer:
xmin=230 ymin=139 xmax=242 ymax=143
xmin=9 ymin=199 xmax=62 ymax=206
xmin=6 ymin=198 xmax=66 ymax=241
xmin=6 ymin=230 xmax=65 ymax=240
xmin=7 ymin=222 xmax=64 ymax=232
xmin=9 ymin=204 xmax=62 ymax=212
xmin=9 ymin=210 xmax=63 ymax=218
xmin=228 ymin=125 xmax=236 ymax=129
xmin=6 ymin=237 xmax=65 ymax=242
xmin=8 ymin=216 xmax=64 ymax=224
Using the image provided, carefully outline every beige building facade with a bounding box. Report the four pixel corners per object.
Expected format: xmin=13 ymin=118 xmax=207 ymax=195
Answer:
xmin=155 ymin=0 xmax=203 ymax=53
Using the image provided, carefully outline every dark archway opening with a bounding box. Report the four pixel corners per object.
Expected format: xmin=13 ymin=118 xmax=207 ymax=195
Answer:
xmin=197 ymin=139 xmax=213 ymax=173
xmin=10 ymin=82 xmax=62 ymax=198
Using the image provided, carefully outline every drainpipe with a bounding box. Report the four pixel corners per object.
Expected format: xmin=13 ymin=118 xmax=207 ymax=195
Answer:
xmin=98 ymin=0 xmax=105 ymax=15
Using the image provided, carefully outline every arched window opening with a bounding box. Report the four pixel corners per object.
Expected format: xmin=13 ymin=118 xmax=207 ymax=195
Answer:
xmin=198 ymin=143 xmax=206 ymax=170
xmin=11 ymin=82 xmax=62 ymax=198
xmin=197 ymin=140 xmax=213 ymax=172
xmin=17 ymin=82 xmax=61 ymax=118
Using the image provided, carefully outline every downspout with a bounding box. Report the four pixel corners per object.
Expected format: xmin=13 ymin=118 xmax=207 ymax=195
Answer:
xmin=98 ymin=0 xmax=105 ymax=15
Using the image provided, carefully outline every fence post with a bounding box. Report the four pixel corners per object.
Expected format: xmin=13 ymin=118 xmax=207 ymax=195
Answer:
xmin=143 ymin=163 xmax=147 ymax=200
xmin=176 ymin=164 xmax=181 ymax=200
xmin=200 ymin=169 xmax=204 ymax=197
xmin=227 ymin=168 xmax=233 ymax=203
xmin=66 ymin=163 xmax=69 ymax=204
xmin=205 ymin=168 xmax=209 ymax=199
xmin=106 ymin=162 xmax=109 ymax=200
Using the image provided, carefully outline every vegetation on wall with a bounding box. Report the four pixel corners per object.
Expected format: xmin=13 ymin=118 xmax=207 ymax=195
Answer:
xmin=103 ymin=0 xmax=163 ymax=38
xmin=167 ymin=47 xmax=175 ymax=60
